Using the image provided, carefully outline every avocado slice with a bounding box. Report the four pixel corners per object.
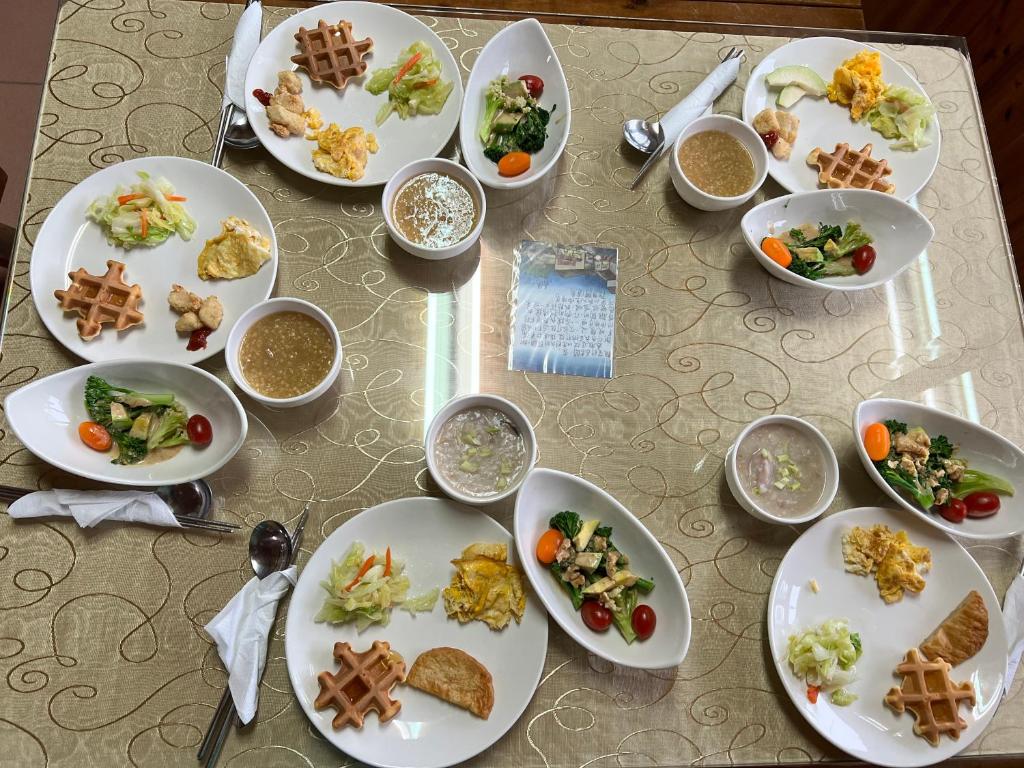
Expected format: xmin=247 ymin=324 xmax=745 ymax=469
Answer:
xmin=574 ymin=551 xmax=603 ymax=573
xmin=491 ymin=111 xmax=522 ymax=134
xmin=128 ymin=412 xmax=152 ymax=440
xmin=110 ymin=402 xmax=132 ymax=431
xmin=573 ymin=519 xmax=600 ymax=550
xmin=794 ymin=246 xmax=823 ymax=263
xmin=582 ymin=576 xmax=615 ymax=595
xmin=764 ymin=65 xmax=827 ymax=97
xmin=776 ymin=84 xmax=805 ymax=108
xmin=502 ymin=79 xmax=529 ymax=98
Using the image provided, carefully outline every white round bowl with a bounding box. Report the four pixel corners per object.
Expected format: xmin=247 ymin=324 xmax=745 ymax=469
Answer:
xmin=225 ymin=297 xmax=343 ymax=409
xmin=424 ymin=393 xmax=537 ymax=506
xmin=670 ymin=114 xmax=769 ymax=211
xmin=725 ymin=415 xmax=839 ymax=525
xmin=382 ymin=158 xmax=486 ymax=260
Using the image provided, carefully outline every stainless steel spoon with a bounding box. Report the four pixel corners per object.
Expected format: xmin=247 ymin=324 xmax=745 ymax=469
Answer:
xmin=224 ymin=107 xmax=259 ymax=150
xmin=623 ymin=118 xmax=664 ymax=155
xmin=153 ymin=478 xmax=213 ymax=519
xmin=248 ymin=519 xmax=294 ymax=579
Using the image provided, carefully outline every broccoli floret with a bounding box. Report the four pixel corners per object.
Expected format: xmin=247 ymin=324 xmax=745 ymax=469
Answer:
xmin=792 ymin=223 xmax=843 ymax=251
xmin=549 ymin=510 xmax=582 ymax=540
xmin=929 ymin=434 xmax=954 ymax=459
xmin=483 ymin=133 xmax=517 ymax=163
xmin=610 ymin=586 xmax=639 ymax=643
xmin=549 ymin=564 xmax=584 ymax=609
xmin=835 ymin=222 xmax=872 ymax=255
xmin=146 ymin=404 xmax=189 ymax=451
xmin=84 ymin=376 xmax=175 ymax=426
xmin=788 ymin=256 xmax=825 ymax=281
xmin=111 ymin=432 xmax=148 ymax=465
xmin=875 ymin=460 xmax=935 ymax=509
xmin=479 ymin=77 xmax=509 ymax=143
xmin=512 ymin=107 xmax=549 ymax=154
xmin=883 ymin=419 xmax=908 ymax=435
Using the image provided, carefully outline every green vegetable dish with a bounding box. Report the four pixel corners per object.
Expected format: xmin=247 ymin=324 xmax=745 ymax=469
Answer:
xmin=778 ymin=221 xmax=874 ymax=280
xmin=365 ymin=41 xmax=454 ymax=126
xmin=864 ymin=85 xmax=935 ymax=151
xmin=478 ymin=75 xmax=554 ymax=164
xmin=786 ymin=618 xmax=862 ymax=706
xmin=83 ymin=376 xmax=193 ymax=465
xmin=872 ymin=420 xmax=1014 ymax=513
xmin=86 ymin=172 xmax=196 ymax=249
xmin=315 ymin=541 xmax=438 ymax=631
xmin=539 ymin=510 xmax=656 ymax=644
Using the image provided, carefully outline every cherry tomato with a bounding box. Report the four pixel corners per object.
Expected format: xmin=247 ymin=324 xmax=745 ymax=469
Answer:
xmin=631 ymin=604 xmax=657 ymax=640
xmin=518 ymin=74 xmax=544 ymax=99
xmin=187 ymin=414 xmax=213 ymax=446
xmin=78 ymin=421 xmax=112 ymax=452
xmin=759 ymin=130 xmax=778 ymax=150
xmin=938 ymin=498 xmax=968 ymax=523
xmin=852 ymin=244 xmax=876 ymax=275
xmin=536 ymin=529 xmax=564 ymax=564
xmin=863 ymin=422 xmax=892 ymax=462
xmin=581 ymin=601 xmax=613 ymax=632
xmin=760 ymin=236 xmax=792 ymax=269
xmin=963 ymin=491 xmax=1000 ymax=518
xmin=497 ymin=151 xmax=531 ymax=177
xmin=187 ymin=326 xmax=212 ymax=351
xmin=252 ymin=88 xmax=272 ymax=107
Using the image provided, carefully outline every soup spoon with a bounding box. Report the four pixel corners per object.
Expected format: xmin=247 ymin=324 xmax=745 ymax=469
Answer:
xmin=623 ymin=118 xmax=664 ymax=155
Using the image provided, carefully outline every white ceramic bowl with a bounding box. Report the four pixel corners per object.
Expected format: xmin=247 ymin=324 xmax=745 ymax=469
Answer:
xmin=382 ymin=158 xmax=486 ymax=260
xmin=225 ymin=298 xmax=343 ymax=409
xmin=854 ymin=398 xmax=1024 ymax=540
xmin=670 ymin=114 xmax=769 ymax=211
xmin=726 ymin=415 xmax=839 ymax=525
xmin=514 ymin=468 xmax=691 ymax=669
xmin=740 ymin=189 xmax=935 ymax=291
xmin=4 ymin=360 xmax=247 ymax=486
xmin=458 ymin=18 xmax=571 ymax=190
xmin=424 ymin=393 xmax=537 ymax=505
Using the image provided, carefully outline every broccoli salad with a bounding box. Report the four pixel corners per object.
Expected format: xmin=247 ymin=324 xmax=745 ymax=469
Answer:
xmin=478 ymin=74 xmax=555 ymax=178
xmin=760 ymin=221 xmax=876 ymax=280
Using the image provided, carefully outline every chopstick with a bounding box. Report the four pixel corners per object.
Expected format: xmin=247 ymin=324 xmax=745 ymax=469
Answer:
xmin=0 ymin=484 xmax=240 ymax=532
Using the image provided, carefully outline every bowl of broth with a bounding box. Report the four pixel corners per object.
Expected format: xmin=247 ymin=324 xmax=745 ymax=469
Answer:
xmin=670 ymin=115 xmax=769 ymax=211
xmin=383 ymin=158 xmax=486 ymax=260
xmin=725 ymin=415 xmax=838 ymax=525
xmin=225 ymin=297 xmax=342 ymax=408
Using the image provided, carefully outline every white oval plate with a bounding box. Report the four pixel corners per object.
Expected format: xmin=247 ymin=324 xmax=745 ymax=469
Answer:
xmin=768 ymin=506 xmax=1006 ymax=767
xmin=740 ymin=189 xmax=934 ymax=291
xmin=285 ymin=497 xmax=548 ymax=768
xmin=245 ymin=1 xmax=463 ymax=187
xmin=854 ymin=398 xmax=1024 ymax=540
xmin=458 ymin=18 xmax=570 ymax=190
xmin=742 ymin=37 xmax=940 ymax=201
xmin=30 ymin=156 xmax=277 ymax=365
xmin=4 ymin=360 xmax=247 ymax=486
xmin=513 ymin=468 xmax=690 ymax=669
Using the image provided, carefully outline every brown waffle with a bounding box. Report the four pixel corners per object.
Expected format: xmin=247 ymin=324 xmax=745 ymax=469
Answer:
xmin=807 ymin=143 xmax=895 ymax=194
xmin=290 ymin=20 xmax=373 ymax=89
xmin=884 ymin=648 xmax=975 ymax=746
xmin=314 ymin=640 xmax=406 ymax=730
xmin=53 ymin=260 xmax=144 ymax=341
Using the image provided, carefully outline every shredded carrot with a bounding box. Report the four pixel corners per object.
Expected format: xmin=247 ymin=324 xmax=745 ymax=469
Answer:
xmin=118 ymin=193 xmax=144 ymax=205
xmin=344 ymin=554 xmax=376 ymax=591
xmin=392 ymin=52 xmax=423 ymax=86
xmin=383 ymin=546 xmax=392 ymax=578
xmin=807 ymin=685 xmax=820 ymax=704
xmin=413 ymin=78 xmax=438 ymax=89
xmin=164 ymin=194 xmax=187 ymax=202
xmin=139 ymin=208 xmax=148 ymax=238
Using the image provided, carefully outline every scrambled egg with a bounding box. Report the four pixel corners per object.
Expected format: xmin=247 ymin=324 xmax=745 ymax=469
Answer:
xmin=197 ymin=217 xmax=272 ymax=280
xmin=827 ymin=50 xmax=884 ymax=121
xmin=443 ymin=542 xmax=526 ymax=631
xmin=842 ymin=524 xmax=931 ymax=603
xmin=303 ymin=107 xmax=323 ymax=131
xmin=308 ymin=123 xmax=378 ymax=181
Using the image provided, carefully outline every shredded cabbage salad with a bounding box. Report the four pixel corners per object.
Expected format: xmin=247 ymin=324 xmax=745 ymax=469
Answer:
xmin=863 ymin=85 xmax=935 ymax=151
xmin=366 ymin=41 xmax=454 ymax=126
xmin=315 ymin=541 xmax=438 ymax=631
xmin=786 ymin=618 xmax=862 ymax=697
xmin=86 ymin=171 xmax=196 ymax=248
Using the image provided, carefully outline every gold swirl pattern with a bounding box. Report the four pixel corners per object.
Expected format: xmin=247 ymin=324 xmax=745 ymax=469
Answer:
xmin=0 ymin=2 xmax=1023 ymax=766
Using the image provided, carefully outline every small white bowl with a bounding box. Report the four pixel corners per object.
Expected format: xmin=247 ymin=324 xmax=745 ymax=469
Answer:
xmin=725 ymin=415 xmax=839 ymax=525
xmin=425 ymin=393 xmax=537 ymax=506
xmin=740 ymin=189 xmax=935 ymax=291
xmin=670 ymin=114 xmax=769 ymax=211
xmin=225 ymin=297 xmax=342 ymax=409
xmin=382 ymin=158 xmax=486 ymax=260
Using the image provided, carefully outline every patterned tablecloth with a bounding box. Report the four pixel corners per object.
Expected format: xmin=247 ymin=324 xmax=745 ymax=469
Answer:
xmin=2 ymin=1 xmax=1024 ymax=766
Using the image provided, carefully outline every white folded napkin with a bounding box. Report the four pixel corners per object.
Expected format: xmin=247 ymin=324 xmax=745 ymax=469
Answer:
xmin=205 ymin=566 xmax=297 ymax=724
xmin=1003 ymin=571 xmax=1024 ymax=694
xmin=659 ymin=55 xmax=742 ymax=146
xmin=7 ymin=489 xmax=180 ymax=528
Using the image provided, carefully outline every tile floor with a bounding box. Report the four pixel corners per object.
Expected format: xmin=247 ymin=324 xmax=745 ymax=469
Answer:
xmin=0 ymin=0 xmax=59 ymax=230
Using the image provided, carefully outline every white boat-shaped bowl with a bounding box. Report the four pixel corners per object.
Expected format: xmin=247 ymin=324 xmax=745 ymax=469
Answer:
xmin=459 ymin=18 xmax=570 ymax=190
xmin=514 ymin=468 xmax=691 ymax=668
xmin=5 ymin=360 xmax=247 ymax=487
xmin=740 ymin=189 xmax=934 ymax=291
xmin=854 ymin=398 xmax=1024 ymax=539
